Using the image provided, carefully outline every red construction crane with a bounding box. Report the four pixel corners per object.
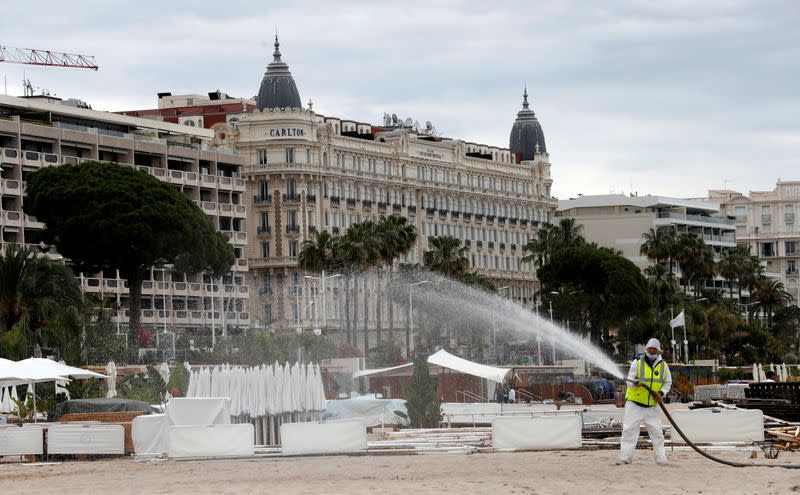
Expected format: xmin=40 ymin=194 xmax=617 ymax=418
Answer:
xmin=0 ymin=45 xmax=98 ymax=71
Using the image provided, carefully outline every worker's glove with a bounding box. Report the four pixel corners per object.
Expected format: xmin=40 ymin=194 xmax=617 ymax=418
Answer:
xmin=631 ymin=380 xmax=641 ymax=388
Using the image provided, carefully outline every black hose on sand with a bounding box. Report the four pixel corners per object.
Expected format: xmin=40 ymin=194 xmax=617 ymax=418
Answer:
xmin=633 ymin=380 xmax=800 ymax=469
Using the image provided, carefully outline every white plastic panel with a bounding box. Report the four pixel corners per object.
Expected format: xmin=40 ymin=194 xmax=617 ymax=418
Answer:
xmin=47 ymin=424 xmax=124 ymax=455
xmin=167 ymin=424 xmax=254 ymax=458
xmin=0 ymin=425 xmax=43 ymax=455
xmin=670 ymin=408 xmax=764 ymax=443
xmin=492 ymin=416 xmax=583 ymax=450
xmin=281 ymin=419 xmax=367 ymax=455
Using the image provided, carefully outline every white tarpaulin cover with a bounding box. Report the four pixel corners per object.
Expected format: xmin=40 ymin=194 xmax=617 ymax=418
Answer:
xmin=166 ymin=397 xmax=231 ymax=426
xmin=167 ymin=424 xmax=254 ymax=458
xmin=322 ymin=397 xmax=409 ymax=426
xmin=281 ymin=419 xmax=367 ymax=455
xmin=492 ymin=416 xmax=583 ymax=450
xmin=47 ymin=424 xmax=124 ymax=455
xmin=0 ymin=425 xmax=43 ymax=455
xmin=670 ymin=408 xmax=764 ymax=444
xmin=427 ymin=349 xmax=511 ymax=383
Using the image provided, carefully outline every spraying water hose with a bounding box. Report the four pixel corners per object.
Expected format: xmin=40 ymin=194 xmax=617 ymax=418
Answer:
xmin=626 ymin=378 xmax=800 ymax=469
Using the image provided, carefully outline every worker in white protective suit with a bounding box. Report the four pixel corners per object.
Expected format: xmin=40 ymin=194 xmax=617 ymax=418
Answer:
xmin=618 ymin=338 xmax=672 ymax=465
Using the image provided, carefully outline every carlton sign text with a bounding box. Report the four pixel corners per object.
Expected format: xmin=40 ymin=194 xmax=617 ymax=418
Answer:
xmin=268 ymin=128 xmax=305 ymax=138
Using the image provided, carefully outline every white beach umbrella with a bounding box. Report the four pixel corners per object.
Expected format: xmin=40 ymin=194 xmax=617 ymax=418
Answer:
xmin=186 ymin=369 xmax=196 ymax=398
xmin=158 ymin=362 xmax=171 ymax=385
xmin=303 ymin=364 xmax=314 ymax=413
xmin=0 ymin=387 xmax=9 ymax=413
xmin=752 ymin=363 xmax=759 ymax=381
xmin=277 ymin=362 xmax=287 ymax=414
xmin=290 ymin=363 xmax=300 ymax=412
xmin=314 ymin=364 xmax=327 ymax=411
xmin=105 ymin=361 xmax=117 ymax=398
xmin=759 ymin=363 xmax=767 ymax=382
xmin=267 ymin=364 xmax=278 ymax=416
xmin=770 ymin=363 xmax=776 ymax=374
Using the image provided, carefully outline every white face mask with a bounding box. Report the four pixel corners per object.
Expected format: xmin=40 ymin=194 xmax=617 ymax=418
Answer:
xmin=646 ymin=351 xmax=659 ymax=359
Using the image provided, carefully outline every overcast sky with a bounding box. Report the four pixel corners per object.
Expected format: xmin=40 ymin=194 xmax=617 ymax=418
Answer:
xmin=2 ymin=1 xmax=798 ymax=200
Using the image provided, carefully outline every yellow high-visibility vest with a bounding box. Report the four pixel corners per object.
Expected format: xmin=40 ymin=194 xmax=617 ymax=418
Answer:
xmin=625 ymin=357 xmax=667 ymax=407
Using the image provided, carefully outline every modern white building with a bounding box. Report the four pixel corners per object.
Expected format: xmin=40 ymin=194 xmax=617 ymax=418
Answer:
xmin=557 ymin=194 xmax=736 ymax=291
xmin=712 ymin=182 xmax=800 ymax=304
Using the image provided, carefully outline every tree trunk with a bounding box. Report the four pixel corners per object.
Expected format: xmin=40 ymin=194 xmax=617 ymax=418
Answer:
xmin=363 ymin=278 xmax=369 ymax=360
xmin=376 ymin=269 xmax=382 ymax=346
xmin=344 ymin=276 xmax=351 ymax=344
xmin=126 ymin=269 xmax=144 ymax=351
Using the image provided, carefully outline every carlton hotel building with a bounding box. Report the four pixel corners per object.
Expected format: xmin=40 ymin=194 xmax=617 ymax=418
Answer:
xmin=230 ymin=38 xmax=557 ymax=352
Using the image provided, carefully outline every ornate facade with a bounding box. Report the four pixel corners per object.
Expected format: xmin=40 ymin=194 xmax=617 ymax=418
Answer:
xmin=237 ymin=38 xmax=558 ymax=353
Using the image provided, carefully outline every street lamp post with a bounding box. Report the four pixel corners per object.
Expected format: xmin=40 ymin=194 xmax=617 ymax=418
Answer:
xmin=549 ymin=291 xmax=559 ymax=364
xmin=407 ymin=280 xmax=430 ymax=358
xmin=210 ymin=275 xmax=216 ymax=350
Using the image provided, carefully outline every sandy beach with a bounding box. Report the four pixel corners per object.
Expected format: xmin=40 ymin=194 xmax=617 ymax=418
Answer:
xmin=3 ymin=449 xmax=800 ymax=495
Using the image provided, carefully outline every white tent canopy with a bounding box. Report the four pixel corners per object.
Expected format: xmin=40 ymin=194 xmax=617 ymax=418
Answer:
xmin=427 ymin=349 xmax=511 ymax=383
xmin=354 ymin=349 xmax=511 ymax=384
xmin=353 ymin=363 xmax=413 ymax=379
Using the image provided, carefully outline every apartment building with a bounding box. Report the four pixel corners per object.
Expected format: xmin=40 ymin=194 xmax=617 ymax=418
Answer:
xmin=713 ymin=182 xmax=800 ymax=304
xmin=557 ymin=194 xmax=736 ymax=292
xmin=0 ymin=94 xmax=250 ymax=334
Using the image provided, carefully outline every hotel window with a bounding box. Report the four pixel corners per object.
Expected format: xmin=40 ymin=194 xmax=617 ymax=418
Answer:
xmin=257 ymin=180 xmax=269 ymax=199
xmin=306 ymin=149 xmax=311 ymax=164
xmin=285 ymin=148 xmax=295 ymax=164
xmin=287 ymin=210 xmax=298 ymax=229
xmin=762 ymin=205 xmax=771 ymax=221
xmin=762 ymin=242 xmax=775 ymax=257
xmin=257 ymin=149 xmax=268 ymax=165
xmin=286 ymin=179 xmax=296 ymax=197
xmin=786 ymin=204 xmax=795 ymax=224
xmin=259 ymin=212 xmax=269 ymax=229
xmin=260 ymin=242 xmax=269 ymax=259
xmin=288 ymin=240 xmax=298 ymax=257
xmin=787 ymin=241 xmax=797 ymax=255
xmin=789 ymin=260 xmax=797 ymax=275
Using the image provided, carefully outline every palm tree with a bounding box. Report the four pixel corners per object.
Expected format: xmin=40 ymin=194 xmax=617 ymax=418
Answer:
xmin=521 ymin=225 xmax=556 ymax=267
xmin=717 ymin=247 xmax=745 ymax=298
xmin=423 ymin=236 xmax=469 ymax=277
xmin=374 ymin=216 xmax=418 ymax=348
xmin=675 ymin=232 xmax=712 ymax=299
xmin=0 ymin=245 xmax=83 ymax=357
xmin=522 ymin=218 xmax=585 ymax=269
xmin=640 ymin=227 xmax=676 ymax=266
xmin=555 ymin=218 xmax=585 ymax=249
xmin=644 ymin=263 xmax=679 ymax=314
xmin=753 ymin=278 xmax=792 ymax=327
xmin=376 ymin=216 xmax=417 ymax=265
xmin=298 ymin=229 xmax=340 ymax=272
